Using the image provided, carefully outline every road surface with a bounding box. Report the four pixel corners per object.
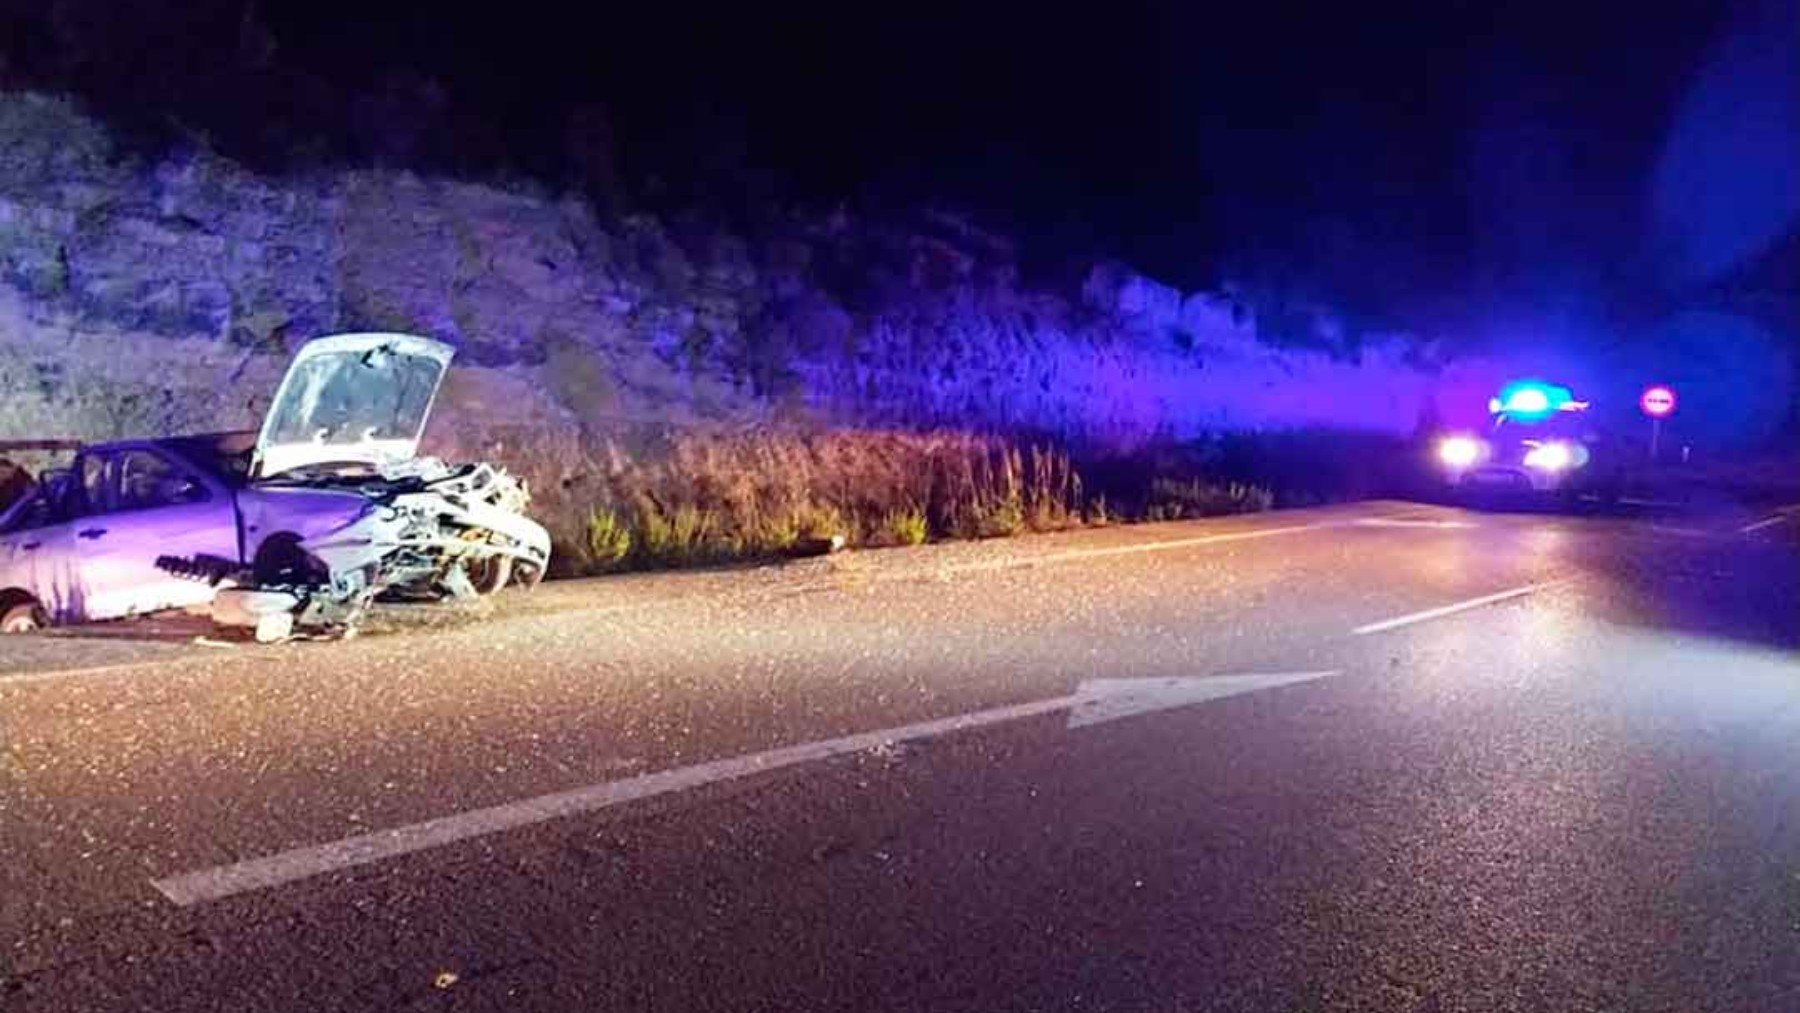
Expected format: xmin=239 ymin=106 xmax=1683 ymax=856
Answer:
xmin=3 ymin=499 xmax=1798 ymax=1011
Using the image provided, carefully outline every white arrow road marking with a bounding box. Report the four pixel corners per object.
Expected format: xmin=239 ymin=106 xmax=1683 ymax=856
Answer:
xmin=150 ymin=670 xmax=1338 ymax=906
xmin=1351 ymin=580 xmax=1569 ymax=636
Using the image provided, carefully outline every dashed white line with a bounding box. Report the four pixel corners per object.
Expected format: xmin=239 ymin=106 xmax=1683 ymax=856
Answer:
xmin=1351 ymin=580 xmax=1568 ymax=636
xmin=1640 ymin=524 xmax=1714 ymax=539
xmin=1738 ymin=514 xmax=1793 ymax=536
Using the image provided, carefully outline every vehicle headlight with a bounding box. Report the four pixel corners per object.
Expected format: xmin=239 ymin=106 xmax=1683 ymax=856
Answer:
xmin=1522 ymin=441 xmax=1579 ymax=470
xmin=1437 ymin=435 xmax=1482 ymax=469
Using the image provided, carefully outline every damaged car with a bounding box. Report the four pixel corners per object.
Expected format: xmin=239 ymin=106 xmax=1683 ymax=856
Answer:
xmin=0 ymin=332 xmax=550 ymax=639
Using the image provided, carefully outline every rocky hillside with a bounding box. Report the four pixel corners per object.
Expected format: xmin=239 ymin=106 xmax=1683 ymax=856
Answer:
xmin=0 ymin=92 xmax=1504 ymax=548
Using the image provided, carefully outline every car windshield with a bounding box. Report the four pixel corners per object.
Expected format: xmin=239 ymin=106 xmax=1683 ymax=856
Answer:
xmin=1491 ymin=411 xmax=1591 ymax=439
xmin=261 ymin=348 xmax=441 ymax=448
xmin=255 ymin=460 xmax=385 ymax=483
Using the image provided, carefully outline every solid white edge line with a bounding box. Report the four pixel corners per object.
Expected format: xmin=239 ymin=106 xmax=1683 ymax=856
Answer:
xmin=1351 ymin=518 xmax=1475 ymax=529
xmin=11 ymin=517 xmax=1356 ymax=689
xmin=0 ymin=656 xmax=192 ymax=689
xmin=151 ymin=693 xmax=1082 ymax=906
xmin=1737 ymin=514 xmax=1791 ymax=535
xmin=1351 ymin=580 xmax=1566 ymax=636
xmin=940 ymin=521 xmax=1335 ymax=575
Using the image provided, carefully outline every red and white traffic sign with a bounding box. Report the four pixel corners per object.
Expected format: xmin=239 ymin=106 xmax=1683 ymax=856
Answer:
xmin=1640 ymin=385 xmax=1677 ymax=418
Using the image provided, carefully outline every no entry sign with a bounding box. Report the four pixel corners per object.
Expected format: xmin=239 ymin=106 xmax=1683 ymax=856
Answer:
xmin=1640 ymin=385 xmax=1677 ymax=418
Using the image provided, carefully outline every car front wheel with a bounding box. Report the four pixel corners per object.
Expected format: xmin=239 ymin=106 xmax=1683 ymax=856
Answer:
xmin=465 ymin=554 xmax=513 ymax=595
xmin=1 ymin=601 xmax=47 ymax=633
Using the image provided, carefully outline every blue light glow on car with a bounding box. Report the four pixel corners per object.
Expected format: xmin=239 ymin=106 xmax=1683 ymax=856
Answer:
xmin=1495 ymin=380 xmax=1573 ymax=420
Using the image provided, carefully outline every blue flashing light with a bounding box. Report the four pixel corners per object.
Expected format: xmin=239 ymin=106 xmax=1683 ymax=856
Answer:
xmin=1506 ymin=388 xmax=1551 ymax=414
xmin=1494 ymin=380 xmax=1572 ymax=420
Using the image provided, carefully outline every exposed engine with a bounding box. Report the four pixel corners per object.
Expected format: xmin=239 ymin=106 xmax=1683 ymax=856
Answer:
xmin=206 ymin=458 xmax=551 ymax=641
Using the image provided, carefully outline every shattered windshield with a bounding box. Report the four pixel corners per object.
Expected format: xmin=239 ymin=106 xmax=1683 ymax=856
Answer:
xmin=261 ymin=347 xmax=442 ymax=449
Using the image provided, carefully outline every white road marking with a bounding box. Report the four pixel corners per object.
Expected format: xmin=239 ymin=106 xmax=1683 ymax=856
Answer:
xmin=940 ymin=522 xmax=1337 ymax=576
xmin=8 ymin=518 xmax=1356 ymax=688
xmin=1351 ymin=581 xmax=1567 ymax=636
xmin=0 ymin=656 xmax=193 ymax=689
xmin=1064 ymin=671 xmax=1337 ymax=728
xmin=1640 ymin=524 xmax=1714 ymax=539
xmin=151 ymin=671 xmax=1338 ymax=906
xmin=0 ymin=600 xmax=699 ymax=688
xmin=1351 ymin=518 xmax=1474 ymax=530
xmin=1738 ymin=514 xmax=1793 ymax=535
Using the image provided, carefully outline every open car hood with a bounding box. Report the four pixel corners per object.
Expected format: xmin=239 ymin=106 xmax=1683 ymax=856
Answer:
xmin=253 ymin=333 xmax=455 ymax=479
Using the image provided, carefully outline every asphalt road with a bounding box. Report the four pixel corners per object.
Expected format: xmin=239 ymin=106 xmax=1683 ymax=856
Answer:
xmin=3 ymin=498 xmax=1798 ymax=1012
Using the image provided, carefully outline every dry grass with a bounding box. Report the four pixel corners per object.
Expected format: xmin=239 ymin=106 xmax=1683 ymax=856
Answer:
xmin=498 ymin=425 xmax=1281 ymax=575
xmin=1144 ymin=477 xmax=1275 ymax=520
xmin=558 ymin=428 xmax=1096 ymax=573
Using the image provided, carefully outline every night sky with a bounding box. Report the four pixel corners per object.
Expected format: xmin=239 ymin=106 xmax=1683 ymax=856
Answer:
xmin=0 ymin=0 xmax=1788 ymax=333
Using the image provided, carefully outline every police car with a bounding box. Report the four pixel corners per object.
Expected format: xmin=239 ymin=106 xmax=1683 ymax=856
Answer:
xmin=1435 ymin=381 xmax=1630 ymax=503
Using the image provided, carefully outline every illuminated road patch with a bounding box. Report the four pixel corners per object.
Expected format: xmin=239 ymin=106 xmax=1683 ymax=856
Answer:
xmin=150 ymin=671 xmax=1338 ymax=906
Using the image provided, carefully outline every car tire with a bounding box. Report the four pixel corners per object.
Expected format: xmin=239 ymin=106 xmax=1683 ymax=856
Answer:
xmin=1 ymin=601 xmax=47 ymax=633
xmin=253 ymin=534 xmax=327 ymax=587
xmin=465 ymin=554 xmax=513 ymax=595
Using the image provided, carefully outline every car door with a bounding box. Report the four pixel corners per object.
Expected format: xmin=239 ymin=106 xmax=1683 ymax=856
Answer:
xmin=0 ymin=479 xmax=80 ymax=622
xmin=74 ymin=447 xmax=239 ymax=620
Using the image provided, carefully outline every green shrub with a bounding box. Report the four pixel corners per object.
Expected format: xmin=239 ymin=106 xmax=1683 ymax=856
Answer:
xmin=632 ymin=498 xmax=677 ymax=564
xmin=752 ymin=508 xmax=805 ymax=553
xmin=584 ymin=508 xmax=632 ymax=569
xmin=883 ymin=507 xmax=928 ymax=546
xmin=795 ymin=502 xmax=848 ymax=541
xmin=979 ymin=497 xmax=1026 ymax=537
xmin=668 ymin=503 xmax=711 ymax=560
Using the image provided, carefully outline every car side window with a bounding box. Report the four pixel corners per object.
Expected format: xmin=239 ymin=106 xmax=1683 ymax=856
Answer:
xmin=0 ymin=487 xmax=50 ymax=533
xmin=77 ymin=453 xmax=111 ymax=516
xmin=114 ymin=450 xmax=209 ymax=511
